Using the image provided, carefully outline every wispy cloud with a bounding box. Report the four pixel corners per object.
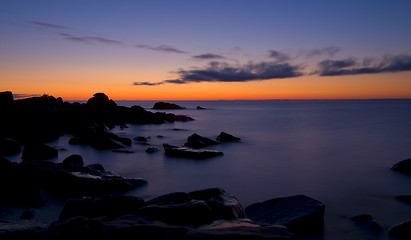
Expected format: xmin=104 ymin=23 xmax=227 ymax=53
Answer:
xmin=133 ymin=61 xmax=303 ymax=86
xmin=268 ymin=50 xmax=290 ymax=62
xmin=27 ymin=21 xmax=70 ymax=30
xmin=192 ymin=53 xmax=226 ymax=60
xmin=317 ymin=54 xmax=411 ymax=76
xmin=135 ymin=44 xmax=187 ymax=54
xmin=133 ymin=81 xmax=164 ymax=86
xmin=301 ymin=46 xmax=341 ymax=58
xmin=60 ymin=33 xmax=123 ymax=45
xmin=13 ymin=93 xmax=39 ymax=99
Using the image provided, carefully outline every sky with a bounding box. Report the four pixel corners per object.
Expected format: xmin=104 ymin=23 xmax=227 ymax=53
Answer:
xmin=1 ymin=0 xmax=411 ymax=100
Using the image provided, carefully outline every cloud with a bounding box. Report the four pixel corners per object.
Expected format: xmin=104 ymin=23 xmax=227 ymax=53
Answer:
xmin=302 ymin=46 xmax=341 ymax=58
xmin=28 ymin=21 xmax=70 ymax=30
xmin=268 ymin=50 xmax=290 ymax=62
xmin=317 ymin=54 xmax=411 ymax=76
xmin=133 ymin=81 xmax=164 ymax=86
xmin=192 ymin=53 xmax=226 ymax=60
xmin=135 ymin=44 xmax=187 ymax=54
xmin=133 ymin=61 xmax=303 ymax=86
xmin=13 ymin=93 xmax=39 ymax=99
xmin=60 ymin=33 xmax=123 ymax=45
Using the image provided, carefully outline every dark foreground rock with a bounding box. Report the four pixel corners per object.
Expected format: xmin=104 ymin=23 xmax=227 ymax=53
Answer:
xmin=163 ymin=144 xmax=223 ymax=159
xmin=245 ymin=195 xmax=325 ymax=236
xmin=152 ymin=102 xmax=186 ymax=110
xmin=392 ymin=158 xmax=411 ymax=173
xmin=389 ymin=220 xmax=411 ymax=239
xmin=21 ymin=143 xmax=58 ymax=161
xmin=0 ymin=138 xmax=21 ymax=156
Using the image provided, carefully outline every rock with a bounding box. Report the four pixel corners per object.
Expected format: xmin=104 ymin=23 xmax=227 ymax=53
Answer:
xmin=134 ymin=136 xmax=149 ymax=142
xmin=62 ymin=154 xmax=84 ymax=170
xmin=396 ymin=195 xmax=411 ymax=204
xmin=140 ymin=200 xmax=214 ymax=226
xmin=0 ymin=220 xmax=48 ymax=239
xmin=20 ymin=209 xmax=37 ymax=220
xmin=0 ymin=138 xmax=21 ymax=156
xmin=146 ymin=147 xmax=159 ymax=153
xmin=0 ymin=91 xmax=13 ymax=105
xmin=165 ymin=113 xmax=194 ymax=122
xmin=245 ymin=195 xmax=325 ymax=236
xmin=189 ymin=188 xmax=245 ymax=219
xmin=196 ymin=106 xmax=206 ymax=110
xmin=217 ymin=132 xmax=241 ymax=142
xmin=21 ymin=143 xmax=58 ymax=161
xmin=389 ymin=220 xmax=411 ymax=239
xmin=86 ymin=92 xmax=117 ymax=108
xmin=163 ymin=144 xmax=223 ymax=159
xmin=152 ymin=102 xmax=185 ymax=110
xmin=112 ymin=149 xmax=134 ymax=153
xmin=146 ymin=192 xmax=192 ymax=206
xmin=392 ymin=158 xmax=411 ymax=173
xmin=349 ymin=214 xmax=382 ymax=231
xmin=186 ymin=219 xmax=296 ymax=240
xmin=185 ymin=134 xmax=219 ymax=149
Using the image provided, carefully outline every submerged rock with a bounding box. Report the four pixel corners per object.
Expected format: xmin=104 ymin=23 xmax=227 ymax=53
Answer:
xmin=217 ymin=132 xmax=241 ymax=142
xmin=392 ymin=158 xmax=411 ymax=173
xmin=349 ymin=214 xmax=382 ymax=231
xmin=0 ymin=138 xmax=21 ymax=156
xmin=389 ymin=220 xmax=411 ymax=239
xmin=245 ymin=195 xmax=325 ymax=236
xmin=163 ymin=144 xmax=223 ymax=159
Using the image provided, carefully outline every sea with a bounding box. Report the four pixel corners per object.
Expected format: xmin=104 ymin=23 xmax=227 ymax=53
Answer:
xmin=4 ymin=99 xmax=411 ymax=239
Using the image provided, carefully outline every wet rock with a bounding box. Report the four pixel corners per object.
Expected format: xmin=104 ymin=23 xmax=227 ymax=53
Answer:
xmin=0 ymin=138 xmax=21 ymax=156
xmin=186 ymin=219 xmax=295 ymax=240
xmin=196 ymin=106 xmax=206 ymax=110
xmin=392 ymin=158 xmax=411 ymax=173
xmin=21 ymin=143 xmax=58 ymax=161
xmin=61 ymin=154 xmax=84 ymax=170
xmin=245 ymin=195 xmax=325 ymax=236
xmin=185 ymin=134 xmax=219 ymax=149
xmin=0 ymin=220 xmax=48 ymax=239
xmin=140 ymin=200 xmax=214 ymax=226
xmin=349 ymin=214 xmax=382 ymax=231
xmin=189 ymin=188 xmax=245 ymax=219
xmin=389 ymin=220 xmax=411 ymax=239
xmin=146 ymin=147 xmax=159 ymax=153
xmin=163 ymin=144 xmax=223 ymax=159
xmin=134 ymin=136 xmax=149 ymax=142
xmin=217 ymin=132 xmax=241 ymax=142
xmin=152 ymin=102 xmax=185 ymax=110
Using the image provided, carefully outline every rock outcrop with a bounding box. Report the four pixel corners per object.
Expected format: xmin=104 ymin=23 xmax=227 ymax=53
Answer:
xmin=163 ymin=144 xmax=223 ymax=159
xmin=152 ymin=102 xmax=185 ymax=110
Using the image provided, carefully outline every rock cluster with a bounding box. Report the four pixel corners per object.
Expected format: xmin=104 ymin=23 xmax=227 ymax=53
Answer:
xmin=0 ymin=92 xmax=193 ymax=145
xmin=0 ymin=188 xmax=326 ymax=239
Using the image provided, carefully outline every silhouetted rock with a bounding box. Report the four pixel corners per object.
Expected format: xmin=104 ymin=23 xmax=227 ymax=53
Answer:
xmin=62 ymin=154 xmax=84 ymax=170
xmin=0 ymin=138 xmax=21 ymax=156
xmin=217 ymin=132 xmax=241 ymax=142
xmin=152 ymin=102 xmax=185 ymax=109
xmin=86 ymin=92 xmax=117 ymax=108
xmin=349 ymin=214 xmax=382 ymax=231
xmin=163 ymin=144 xmax=223 ymax=159
xmin=389 ymin=220 xmax=411 ymax=239
xmin=21 ymin=143 xmax=58 ymax=161
xmin=392 ymin=158 xmax=411 ymax=173
xmin=0 ymin=91 xmax=13 ymax=105
xmin=245 ymin=195 xmax=325 ymax=236
xmin=185 ymin=134 xmax=219 ymax=149
xmin=186 ymin=219 xmax=295 ymax=240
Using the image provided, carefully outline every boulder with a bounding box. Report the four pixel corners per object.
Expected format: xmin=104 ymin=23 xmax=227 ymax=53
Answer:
xmin=392 ymin=158 xmax=411 ymax=173
xmin=21 ymin=143 xmax=58 ymax=161
xmin=186 ymin=219 xmax=295 ymax=240
xmin=245 ymin=195 xmax=325 ymax=236
xmin=217 ymin=132 xmax=241 ymax=142
xmin=0 ymin=138 xmax=21 ymax=156
xmin=163 ymin=144 xmax=223 ymax=159
xmin=86 ymin=92 xmax=117 ymax=108
xmin=0 ymin=91 xmax=13 ymax=105
xmin=61 ymin=154 xmax=84 ymax=170
xmin=389 ymin=220 xmax=411 ymax=239
xmin=185 ymin=134 xmax=219 ymax=149
xmin=189 ymin=188 xmax=245 ymax=219
xmin=349 ymin=214 xmax=382 ymax=231
xmin=152 ymin=102 xmax=185 ymax=110
xmin=146 ymin=192 xmax=192 ymax=206
xmin=140 ymin=200 xmax=214 ymax=226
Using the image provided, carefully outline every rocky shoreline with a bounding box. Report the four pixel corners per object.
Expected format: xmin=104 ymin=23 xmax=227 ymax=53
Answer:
xmin=1 ymin=91 xmax=411 ymax=239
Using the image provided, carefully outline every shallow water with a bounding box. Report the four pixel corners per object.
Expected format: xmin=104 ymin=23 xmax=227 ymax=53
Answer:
xmin=4 ymin=100 xmax=411 ymax=239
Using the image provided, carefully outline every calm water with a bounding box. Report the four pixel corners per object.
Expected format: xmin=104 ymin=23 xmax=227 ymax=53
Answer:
xmin=5 ymin=100 xmax=411 ymax=239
